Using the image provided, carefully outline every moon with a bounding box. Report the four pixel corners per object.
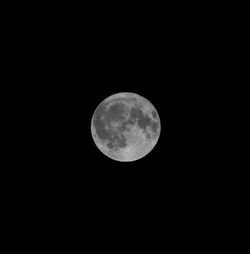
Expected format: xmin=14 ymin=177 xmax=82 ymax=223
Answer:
xmin=91 ymin=92 xmax=161 ymax=162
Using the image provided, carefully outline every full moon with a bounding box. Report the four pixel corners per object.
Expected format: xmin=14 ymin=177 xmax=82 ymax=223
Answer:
xmin=91 ymin=92 xmax=161 ymax=162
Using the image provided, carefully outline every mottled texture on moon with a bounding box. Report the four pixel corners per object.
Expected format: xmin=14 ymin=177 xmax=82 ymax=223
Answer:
xmin=91 ymin=92 xmax=161 ymax=162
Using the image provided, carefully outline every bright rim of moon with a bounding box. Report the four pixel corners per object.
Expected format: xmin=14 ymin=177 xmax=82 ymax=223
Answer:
xmin=91 ymin=92 xmax=161 ymax=162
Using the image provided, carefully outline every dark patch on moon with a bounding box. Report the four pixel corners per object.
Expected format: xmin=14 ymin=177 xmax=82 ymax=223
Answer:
xmin=151 ymin=110 xmax=157 ymax=119
xmin=92 ymin=101 xmax=128 ymax=151
xmin=116 ymin=105 xmax=159 ymax=140
xmin=105 ymin=102 xmax=127 ymax=122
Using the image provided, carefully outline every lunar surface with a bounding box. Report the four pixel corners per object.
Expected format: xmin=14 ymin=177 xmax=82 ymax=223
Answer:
xmin=91 ymin=92 xmax=161 ymax=162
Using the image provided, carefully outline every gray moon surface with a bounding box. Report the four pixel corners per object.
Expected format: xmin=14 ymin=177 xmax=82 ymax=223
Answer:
xmin=91 ymin=92 xmax=161 ymax=162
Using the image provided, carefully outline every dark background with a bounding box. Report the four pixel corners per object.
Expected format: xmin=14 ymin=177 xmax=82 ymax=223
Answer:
xmin=36 ymin=75 xmax=213 ymax=201
xmin=5 ymin=4 xmax=232 ymax=247
xmin=17 ymin=74 xmax=222 ymax=246
xmin=18 ymin=28 xmax=217 ymax=225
